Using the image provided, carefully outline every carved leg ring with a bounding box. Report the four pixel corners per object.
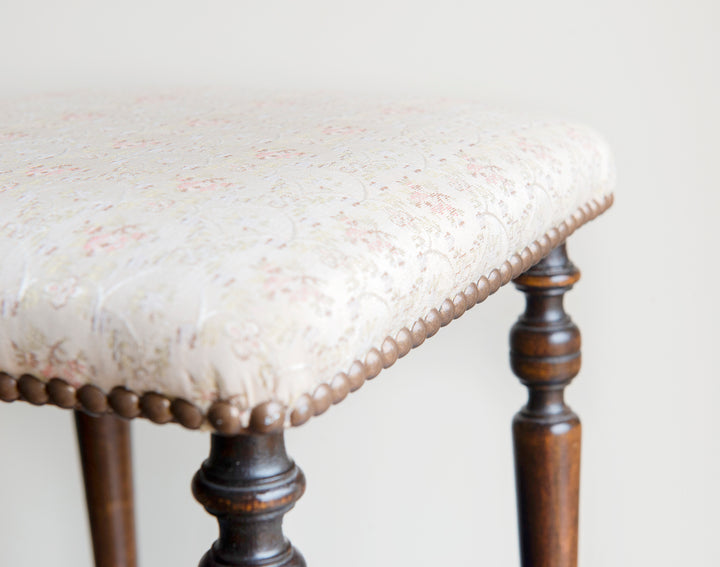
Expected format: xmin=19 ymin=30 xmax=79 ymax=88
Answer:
xmin=192 ymin=431 xmax=306 ymax=567
xmin=510 ymin=243 xmax=582 ymax=567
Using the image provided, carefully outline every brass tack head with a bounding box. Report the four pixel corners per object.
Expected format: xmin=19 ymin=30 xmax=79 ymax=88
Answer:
xmin=249 ymin=400 xmax=285 ymax=432
xmin=537 ymin=235 xmax=551 ymax=256
xmin=171 ymin=398 xmax=204 ymax=430
xmin=487 ymin=269 xmax=502 ymax=293
xmin=520 ymin=246 xmax=536 ymax=271
xmin=410 ymin=319 xmax=427 ymax=348
xmin=18 ymin=374 xmax=49 ymax=406
xmin=452 ymin=292 xmax=467 ymax=319
xmin=463 ymin=282 xmax=479 ymax=308
xmin=77 ymin=384 xmax=107 ymax=414
xmin=588 ymin=204 xmax=599 ymax=220
xmin=140 ymin=393 xmax=173 ymax=424
xmin=566 ymin=217 xmax=578 ymax=237
xmin=108 ymin=387 xmax=141 ymax=419
xmin=499 ymin=260 xmax=514 ymax=285
xmin=568 ymin=219 xmax=578 ymax=236
xmin=439 ymin=299 xmax=455 ymax=326
xmin=47 ymin=378 xmax=76 ymax=409
xmin=424 ymin=308 xmax=441 ymax=338
xmin=0 ymin=373 xmax=19 ymax=402
xmin=364 ymin=348 xmax=383 ymax=379
xmin=476 ymin=276 xmax=490 ymax=303
xmin=380 ymin=337 xmax=399 ymax=368
xmin=394 ymin=328 xmax=413 ymax=358
xmin=208 ymin=401 xmax=242 ymax=435
xmin=330 ymin=373 xmax=351 ymax=403
xmin=290 ymin=395 xmax=313 ymax=427
xmin=312 ymin=384 xmax=333 ymax=416
xmin=347 ymin=361 xmax=366 ymax=392
xmin=547 ymin=227 xmax=561 ymax=247
xmin=509 ymin=254 xmax=525 ymax=278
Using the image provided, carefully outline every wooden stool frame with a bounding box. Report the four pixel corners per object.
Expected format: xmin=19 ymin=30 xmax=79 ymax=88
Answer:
xmin=72 ymin=242 xmax=585 ymax=567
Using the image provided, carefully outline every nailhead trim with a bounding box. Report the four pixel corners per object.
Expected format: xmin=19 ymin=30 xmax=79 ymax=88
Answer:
xmin=0 ymin=194 xmax=613 ymax=434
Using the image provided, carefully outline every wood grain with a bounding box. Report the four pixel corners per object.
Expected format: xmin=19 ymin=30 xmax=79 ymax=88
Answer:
xmin=510 ymin=243 xmax=582 ymax=567
xmin=75 ymin=411 xmax=137 ymax=567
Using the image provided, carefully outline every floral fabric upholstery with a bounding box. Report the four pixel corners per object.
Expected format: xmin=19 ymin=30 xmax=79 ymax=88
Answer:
xmin=0 ymin=91 xmax=614 ymax=420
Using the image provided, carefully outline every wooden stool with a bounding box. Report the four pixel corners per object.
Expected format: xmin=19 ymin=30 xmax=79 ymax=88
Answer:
xmin=0 ymin=91 xmax=614 ymax=566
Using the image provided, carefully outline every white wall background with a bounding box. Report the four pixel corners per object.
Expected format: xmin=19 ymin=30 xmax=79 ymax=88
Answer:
xmin=0 ymin=1 xmax=717 ymax=566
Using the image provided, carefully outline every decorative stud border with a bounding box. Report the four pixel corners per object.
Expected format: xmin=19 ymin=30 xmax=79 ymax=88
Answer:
xmin=0 ymin=193 xmax=613 ymax=435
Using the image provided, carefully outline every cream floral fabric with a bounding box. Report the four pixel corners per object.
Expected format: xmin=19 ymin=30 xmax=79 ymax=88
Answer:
xmin=0 ymin=90 xmax=614 ymax=414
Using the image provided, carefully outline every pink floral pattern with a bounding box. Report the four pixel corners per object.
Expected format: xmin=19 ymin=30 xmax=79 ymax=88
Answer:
xmin=0 ymin=90 xmax=614 ymax=415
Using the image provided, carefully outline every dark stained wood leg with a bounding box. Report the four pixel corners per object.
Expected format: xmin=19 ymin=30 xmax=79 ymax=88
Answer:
xmin=192 ymin=431 xmax=306 ymax=567
xmin=510 ymin=243 xmax=582 ymax=567
xmin=74 ymin=411 xmax=137 ymax=567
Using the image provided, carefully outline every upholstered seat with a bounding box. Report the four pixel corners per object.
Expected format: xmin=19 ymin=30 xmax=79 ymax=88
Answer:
xmin=0 ymin=90 xmax=615 ymax=567
xmin=0 ymin=90 xmax=613 ymax=434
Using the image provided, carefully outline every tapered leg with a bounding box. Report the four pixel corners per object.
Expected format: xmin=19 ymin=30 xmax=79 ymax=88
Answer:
xmin=75 ymin=411 xmax=137 ymax=567
xmin=192 ymin=431 xmax=306 ymax=567
xmin=510 ymin=243 xmax=582 ymax=567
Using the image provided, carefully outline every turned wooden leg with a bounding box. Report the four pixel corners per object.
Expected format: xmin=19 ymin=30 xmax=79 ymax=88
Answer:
xmin=75 ymin=411 xmax=137 ymax=567
xmin=192 ymin=431 xmax=306 ymax=567
xmin=510 ymin=243 xmax=582 ymax=567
